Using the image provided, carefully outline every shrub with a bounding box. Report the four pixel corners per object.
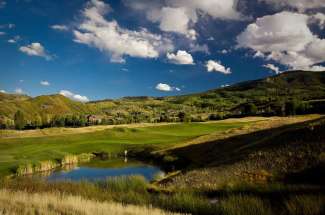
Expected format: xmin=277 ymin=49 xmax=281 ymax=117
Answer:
xmin=34 ymin=160 xmax=58 ymax=172
xmin=16 ymin=163 xmax=34 ymax=176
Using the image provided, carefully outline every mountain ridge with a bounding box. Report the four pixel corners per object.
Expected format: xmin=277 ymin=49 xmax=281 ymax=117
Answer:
xmin=1 ymin=70 xmax=325 ymax=127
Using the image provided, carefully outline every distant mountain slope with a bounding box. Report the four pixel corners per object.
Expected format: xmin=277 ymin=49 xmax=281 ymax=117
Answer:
xmin=169 ymin=70 xmax=325 ymax=105
xmin=1 ymin=70 xmax=325 ymax=123
xmin=0 ymin=94 xmax=95 ymax=120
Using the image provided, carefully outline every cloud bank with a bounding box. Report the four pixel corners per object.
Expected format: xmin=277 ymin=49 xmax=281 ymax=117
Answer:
xmin=74 ymin=0 xmax=174 ymax=63
xmin=237 ymin=11 xmax=325 ymax=71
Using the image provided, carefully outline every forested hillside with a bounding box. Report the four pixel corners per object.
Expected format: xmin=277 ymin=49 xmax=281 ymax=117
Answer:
xmin=1 ymin=71 xmax=325 ymax=129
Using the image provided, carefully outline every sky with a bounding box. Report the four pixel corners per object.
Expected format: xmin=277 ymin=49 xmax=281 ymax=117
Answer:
xmin=0 ymin=0 xmax=324 ymax=101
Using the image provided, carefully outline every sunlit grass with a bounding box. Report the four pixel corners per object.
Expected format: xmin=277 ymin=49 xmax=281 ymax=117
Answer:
xmin=0 ymin=121 xmax=244 ymax=176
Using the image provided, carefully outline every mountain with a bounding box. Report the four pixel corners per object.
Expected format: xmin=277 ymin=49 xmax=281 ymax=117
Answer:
xmin=1 ymin=70 xmax=325 ymax=126
xmin=0 ymin=94 xmax=95 ymax=120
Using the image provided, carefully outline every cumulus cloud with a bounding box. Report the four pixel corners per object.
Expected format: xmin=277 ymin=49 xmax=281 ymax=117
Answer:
xmin=167 ymin=50 xmax=194 ymax=65
xmin=206 ymin=60 xmax=231 ymax=74
xmin=15 ymin=88 xmax=24 ymax=94
xmin=40 ymin=80 xmax=50 ymax=86
xmin=0 ymin=90 xmax=6 ymax=93
xmin=148 ymin=6 xmax=197 ymax=40
xmin=155 ymin=83 xmax=180 ymax=92
xmin=51 ymin=24 xmax=69 ymax=31
xmin=124 ymin=0 xmax=242 ymax=39
xmin=19 ymin=43 xmax=52 ymax=60
xmin=59 ymin=90 xmax=89 ymax=102
xmin=263 ymin=64 xmax=281 ymax=74
xmin=73 ymin=0 xmax=173 ymax=63
xmin=258 ymin=0 xmax=325 ymax=12
xmin=237 ymin=11 xmax=325 ymax=71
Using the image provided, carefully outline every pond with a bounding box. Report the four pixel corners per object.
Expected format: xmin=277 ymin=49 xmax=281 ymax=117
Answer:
xmin=32 ymin=158 xmax=165 ymax=182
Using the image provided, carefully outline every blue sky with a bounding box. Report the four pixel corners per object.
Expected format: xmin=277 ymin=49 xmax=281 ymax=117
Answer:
xmin=0 ymin=0 xmax=324 ymax=101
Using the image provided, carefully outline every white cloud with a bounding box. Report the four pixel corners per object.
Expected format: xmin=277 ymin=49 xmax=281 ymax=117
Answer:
xmin=305 ymin=65 xmax=325 ymax=72
xmin=59 ymin=90 xmax=89 ymax=102
xmin=74 ymin=0 xmax=173 ymax=63
xmin=8 ymin=36 xmax=20 ymax=44
xmin=167 ymin=50 xmax=194 ymax=65
xmin=149 ymin=6 xmax=197 ymax=40
xmin=221 ymin=84 xmax=230 ymax=88
xmin=19 ymin=43 xmax=52 ymax=60
xmin=51 ymin=25 xmax=69 ymax=31
xmin=155 ymin=83 xmax=180 ymax=92
xmin=237 ymin=12 xmax=325 ymax=71
xmin=125 ymin=0 xmax=242 ymax=39
xmin=40 ymin=80 xmax=50 ymax=86
xmin=206 ymin=60 xmax=231 ymax=74
xmin=263 ymin=64 xmax=281 ymax=74
xmin=0 ymin=90 xmax=6 ymax=93
xmin=169 ymin=0 xmax=241 ymax=19
xmin=253 ymin=51 xmax=265 ymax=58
xmin=258 ymin=0 xmax=325 ymax=12
xmin=221 ymin=49 xmax=228 ymax=54
xmin=15 ymin=88 xmax=24 ymax=94
xmin=311 ymin=13 xmax=325 ymax=29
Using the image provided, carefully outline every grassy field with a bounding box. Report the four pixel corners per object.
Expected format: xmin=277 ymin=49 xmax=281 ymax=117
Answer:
xmin=0 ymin=115 xmax=324 ymax=214
xmin=0 ymin=116 xmax=321 ymax=176
xmin=0 ymin=120 xmax=249 ymax=176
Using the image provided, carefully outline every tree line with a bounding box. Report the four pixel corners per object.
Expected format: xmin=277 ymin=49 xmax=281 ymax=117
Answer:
xmin=0 ymin=98 xmax=324 ymax=130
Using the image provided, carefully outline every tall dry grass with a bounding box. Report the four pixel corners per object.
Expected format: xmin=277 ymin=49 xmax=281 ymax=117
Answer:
xmin=0 ymin=189 xmax=179 ymax=215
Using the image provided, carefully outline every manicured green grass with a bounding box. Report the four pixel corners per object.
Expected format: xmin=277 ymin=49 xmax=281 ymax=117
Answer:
xmin=0 ymin=122 xmax=244 ymax=176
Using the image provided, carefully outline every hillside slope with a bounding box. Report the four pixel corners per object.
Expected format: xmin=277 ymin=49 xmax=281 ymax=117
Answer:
xmin=1 ymin=70 xmax=325 ymax=124
xmin=0 ymin=94 xmax=96 ymax=120
xmin=163 ymin=116 xmax=325 ymax=189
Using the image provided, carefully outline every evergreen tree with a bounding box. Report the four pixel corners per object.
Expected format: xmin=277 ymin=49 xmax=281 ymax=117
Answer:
xmin=244 ymin=103 xmax=258 ymax=116
xmin=14 ymin=110 xmax=25 ymax=130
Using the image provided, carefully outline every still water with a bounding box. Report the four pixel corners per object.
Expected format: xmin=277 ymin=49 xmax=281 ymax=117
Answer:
xmin=34 ymin=159 xmax=164 ymax=182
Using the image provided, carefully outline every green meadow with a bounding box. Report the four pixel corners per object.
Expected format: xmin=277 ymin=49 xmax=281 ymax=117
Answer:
xmin=0 ymin=122 xmax=244 ymax=176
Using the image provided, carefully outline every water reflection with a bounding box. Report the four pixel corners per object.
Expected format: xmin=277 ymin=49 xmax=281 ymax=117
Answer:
xmin=32 ymin=158 xmax=164 ymax=182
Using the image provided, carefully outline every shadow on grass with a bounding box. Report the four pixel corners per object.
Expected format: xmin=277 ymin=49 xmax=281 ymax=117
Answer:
xmin=168 ymin=117 xmax=325 ymax=170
